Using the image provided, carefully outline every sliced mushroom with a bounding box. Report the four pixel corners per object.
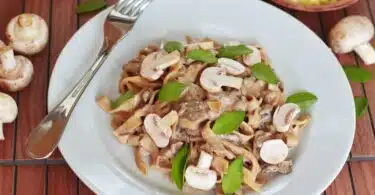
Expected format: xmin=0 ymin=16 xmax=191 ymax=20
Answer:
xmin=0 ymin=92 xmax=18 ymax=140
xmin=218 ymin=58 xmax=246 ymax=75
xmin=140 ymin=51 xmax=180 ymax=81
xmin=185 ymin=151 xmax=217 ymax=191
xmin=260 ymin=139 xmax=288 ymax=165
xmin=144 ymin=110 xmax=178 ymax=148
xmin=110 ymin=93 xmax=141 ymax=113
xmin=0 ymin=46 xmax=34 ymax=92
xmin=200 ymin=67 xmax=243 ymax=93
xmin=96 ymin=96 xmax=111 ymax=112
xmin=6 ymin=13 xmax=49 ymax=55
xmin=329 ymin=15 xmax=375 ymax=65
xmin=243 ymin=46 xmax=262 ymax=66
xmin=273 ymin=103 xmax=300 ymax=132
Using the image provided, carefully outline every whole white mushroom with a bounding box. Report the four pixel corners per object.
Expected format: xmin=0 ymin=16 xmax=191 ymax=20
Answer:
xmin=6 ymin=13 xmax=49 ymax=55
xmin=0 ymin=46 xmax=34 ymax=91
xmin=329 ymin=15 xmax=375 ymax=65
xmin=0 ymin=92 xmax=18 ymax=140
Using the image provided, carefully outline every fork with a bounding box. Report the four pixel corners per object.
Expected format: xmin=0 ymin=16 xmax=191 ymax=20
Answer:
xmin=25 ymin=0 xmax=152 ymax=159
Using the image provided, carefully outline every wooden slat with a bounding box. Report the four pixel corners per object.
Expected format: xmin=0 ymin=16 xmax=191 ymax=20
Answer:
xmin=48 ymin=165 xmax=77 ymax=195
xmin=78 ymin=180 xmax=95 ymax=195
xmin=325 ymin=164 xmax=353 ymax=195
xmin=345 ymin=0 xmax=375 ymax=157
xmin=16 ymin=166 xmax=45 ymax=195
xmin=320 ymin=10 xmax=375 ymax=157
xmin=350 ymin=161 xmax=375 ymax=194
xmin=48 ymin=0 xmax=78 ymax=159
xmin=15 ymin=0 xmax=51 ymax=160
xmin=294 ymin=12 xmax=322 ymax=37
xmin=0 ymin=166 xmax=14 ymax=195
xmin=0 ymin=0 xmax=23 ymax=160
xmin=367 ymin=0 xmax=375 ymax=21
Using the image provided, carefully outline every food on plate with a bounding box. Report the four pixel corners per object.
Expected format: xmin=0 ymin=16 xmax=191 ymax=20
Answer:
xmin=329 ymin=15 xmax=375 ymax=65
xmin=0 ymin=92 xmax=18 ymax=140
xmin=96 ymin=36 xmax=316 ymax=193
xmin=6 ymin=13 xmax=49 ymax=55
xmin=0 ymin=45 xmax=34 ymax=91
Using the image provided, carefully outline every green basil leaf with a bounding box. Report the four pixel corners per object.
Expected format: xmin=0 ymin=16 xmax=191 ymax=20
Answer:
xmin=158 ymin=81 xmax=186 ymax=102
xmin=213 ymin=111 xmax=246 ymax=135
xmin=164 ymin=41 xmax=184 ymax=53
xmin=354 ymin=97 xmax=368 ymax=117
xmin=222 ymin=156 xmax=244 ymax=194
xmin=343 ymin=66 xmax=372 ymax=83
xmin=187 ymin=49 xmax=217 ymax=63
xmin=171 ymin=144 xmax=190 ymax=190
xmin=111 ymin=91 xmax=134 ymax=109
xmin=286 ymin=91 xmax=317 ymax=110
xmin=218 ymin=44 xmax=252 ymax=59
xmin=76 ymin=0 xmax=107 ymax=14
xmin=251 ymin=63 xmax=279 ymax=84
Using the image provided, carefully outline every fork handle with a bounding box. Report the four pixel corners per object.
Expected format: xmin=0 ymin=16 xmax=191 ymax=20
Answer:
xmin=26 ymin=43 xmax=110 ymax=159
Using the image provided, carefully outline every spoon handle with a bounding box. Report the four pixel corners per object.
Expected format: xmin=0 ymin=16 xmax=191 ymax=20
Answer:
xmin=26 ymin=44 xmax=109 ymax=159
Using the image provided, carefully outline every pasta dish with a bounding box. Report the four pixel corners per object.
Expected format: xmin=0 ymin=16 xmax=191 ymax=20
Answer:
xmin=96 ymin=36 xmax=312 ymax=194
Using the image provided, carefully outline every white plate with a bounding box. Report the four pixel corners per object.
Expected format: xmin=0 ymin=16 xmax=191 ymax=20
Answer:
xmin=48 ymin=0 xmax=355 ymax=194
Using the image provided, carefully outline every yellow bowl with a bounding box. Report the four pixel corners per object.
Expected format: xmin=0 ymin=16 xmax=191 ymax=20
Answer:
xmin=272 ymin=0 xmax=358 ymax=12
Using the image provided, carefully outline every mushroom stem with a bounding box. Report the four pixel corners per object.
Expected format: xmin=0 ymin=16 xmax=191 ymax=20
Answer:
xmin=216 ymin=75 xmax=243 ymax=89
xmin=197 ymin=151 xmax=213 ymax=169
xmin=158 ymin=110 xmax=178 ymax=128
xmin=354 ymin=42 xmax=375 ymax=65
xmin=15 ymin=14 xmax=39 ymax=41
xmin=0 ymin=123 xmax=4 ymax=140
xmin=0 ymin=47 xmax=17 ymax=72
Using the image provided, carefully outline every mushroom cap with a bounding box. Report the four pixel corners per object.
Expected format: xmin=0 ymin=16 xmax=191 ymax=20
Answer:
xmin=6 ymin=13 xmax=49 ymax=55
xmin=185 ymin=166 xmax=217 ymax=191
xmin=0 ymin=40 xmax=5 ymax=48
xmin=143 ymin=113 xmax=171 ymax=148
xmin=329 ymin=15 xmax=374 ymax=54
xmin=200 ymin=67 xmax=243 ymax=93
xmin=0 ymin=92 xmax=18 ymax=123
xmin=260 ymin=139 xmax=288 ymax=165
xmin=243 ymin=45 xmax=262 ymax=66
xmin=140 ymin=51 xmax=180 ymax=81
xmin=218 ymin=57 xmax=246 ymax=75
xmin=0 ymin=55 xmax=34 ymax=92
xmin=273 ymin=103 xmax=300 ymax=132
